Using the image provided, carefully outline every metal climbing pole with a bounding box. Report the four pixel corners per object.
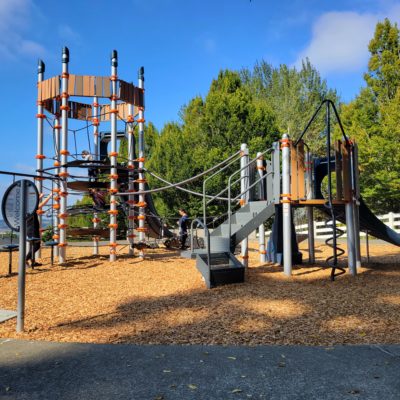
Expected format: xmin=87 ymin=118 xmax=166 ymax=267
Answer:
xmin=137 ymin=67 xmax=146 ymax=258
xmin=53 ymin=115 xmax=61 ymax=258
xmin=109 ymin=50 xmax=119 ymax=262
xmin=281 ymin=133 xmax=292 ymax=276
xmin=92 ymin=96 xmax=99 ymax=255
xmin=58 ymin=47 xmax=70 ymax=264
xmin=305 ymin=151 xmax=315 ymax=264
xmin=35 ymin=60 xmax=45 ymax=258
xmin=127 ymin=102 xmax=135 ymax=255
xmin=240 ymin=144 xmax=249 ymax=267
xmin=257 ymin=152 xmax=266 ymax=263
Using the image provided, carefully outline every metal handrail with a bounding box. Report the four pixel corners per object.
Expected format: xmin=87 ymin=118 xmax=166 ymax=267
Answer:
xmin=227 ymin=148 xmax=274 ymax=239
xmin=190 ymin=218 xmax=211 ymax=268
xmin=202 ymin=152 xmax=241 ymax=226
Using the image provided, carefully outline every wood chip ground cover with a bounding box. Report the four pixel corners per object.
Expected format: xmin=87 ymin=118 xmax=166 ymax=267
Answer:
xmin=0 ymin=241 xmax=399 ymax=345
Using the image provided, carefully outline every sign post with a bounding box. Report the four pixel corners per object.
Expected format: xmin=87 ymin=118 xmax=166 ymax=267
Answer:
xmin=1 ymin=179 xmax=39 ymax=332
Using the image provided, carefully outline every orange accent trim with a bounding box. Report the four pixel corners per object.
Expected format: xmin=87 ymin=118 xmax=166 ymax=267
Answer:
xmin=60 ymin=191 xmax=68 ymax=197
xmin=59 ymin=213 xmax=68 ymax=218
xmin=127 ymin=115 xmax=134 ymax=123
xmin=110 ymin=75 xmax=118 ymax=81
xmin=127 ymin=189 xmax=136 ymax=193
xmin=128 ymin=215 xmax=138 ymax=220
xmin=109 ymin=200 xmax=118 ymax=205
xmin=52 ymin=235 xmax=59 ymax=240
xmin=136 ymin=202 xmax=147 ymax=208
xmin=110 ymin=94 xmax=119 ymax=101
xmin=36 ymin=210 xmax=45 ymax=215
xmin=136 ymin=157 xmax=145 ymax=162
xmin=60 ymin=150 xmax=70 ymax=155
xmin=127 ymin=200 xmax=137 ymax=205
xmin=36 ymin=113 xmax=46 ymax=119
xmin=60 ymin=105 xmax=70 ymax=111
xmin=138 ymin=106 xmax=144 ymax=111
xmin=280 ymin=193 xmax=291 ymax=198
xmin=108 ymin=188 xmax=118 ymax=194
xmin=256 ymin=166 xmax=265 ymax=170
xmin=127 ymin=234 xmax=136 ymax=238
xmin=281 ymin=200 xmax=291 ymax=204
xmin=59 ymin=172 xmax=69 ymax=177
xmin=136 ymin=227 xmax=148 ymax=232
xmin=128 ymin=164 xmax=135 ymax=169
xmin=92 ymin=117 xmax=99 ymax=125
xmin=93 ymin=102 xmax=99 ymax=107
xmin=58 ymin=243 xmax=68 ymax=247
xmin=109 ymin=242 xmax=118 ymax=247
xmin=259 ymin=250 xmax=267 ymax=254
xmin=37 ymin=100 xmax=44 ymax=106
xmin=58 ymin=224 xmax=68 ymax=229
xmin=35 ymin=154 xmax=46 ymax=159
xmin=52 ymin=188 xmax=60 ymax=193
xmin=109 ymin=174 xmax=119 ymax=180
xmin=109 ymin=109 xmax=118 ymax=114
xmin=61 ymin=92 xmax=69 ymax=99
xmin=241 ymin=255 xmax=249 ymax=259
xmin=109 ymin=152 xmax=118 ymax=157
xmin=239 ymin=199 xmax=246 ymax=206
xmin=34 ymin=177 xmax=45 ymax=181
xmin=136 ymin=118 xmax=145 ymax=123
xmin=53 ymin=125 xmax=62 ymax=129
xmin=137 ymin=215 xmax=146 ymax=220
xmin=54 ymin=196 xmax=60 ymax=201
xmin=108 ymin=223 xmax=118 ymax=229
xmin=61 ymin=72 xmax=70 ymax=79
xmin=108 ymin=210 xmax=119 ymax=215
xmin=135 ymin=179 xmax=146 ymax=184
xmin=54 ymin=161 xmax=60 ymax=167
xmin=92 ymin=218 xmax=101 ymax=223
xmin=52 ymin=204 xmax=60 ymax=210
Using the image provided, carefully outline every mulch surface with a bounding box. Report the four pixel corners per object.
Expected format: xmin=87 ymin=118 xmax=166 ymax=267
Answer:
xmin=0 ymin=240 xmax=399 ymax=345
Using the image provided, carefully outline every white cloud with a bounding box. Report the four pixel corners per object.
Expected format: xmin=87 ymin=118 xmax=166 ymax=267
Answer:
xmin=58 ymin=24 xmax=80 ymax=43
xmin=295 ymin=11 xmax=377 ymax=73
xmin=0 ymin=0 xmax=46 ymax=60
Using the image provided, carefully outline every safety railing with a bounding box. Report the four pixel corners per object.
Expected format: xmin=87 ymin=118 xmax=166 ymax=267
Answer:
xmin=190 ymin=218 xmax=211 ymax=267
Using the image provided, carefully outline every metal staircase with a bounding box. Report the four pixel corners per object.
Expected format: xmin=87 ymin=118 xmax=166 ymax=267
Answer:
xmin=182 ymin=142 xmax=280 ymax=289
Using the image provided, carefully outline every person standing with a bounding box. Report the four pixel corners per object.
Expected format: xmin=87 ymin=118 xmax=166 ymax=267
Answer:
xmin=177 ymin=209 xmax=189 ymax=250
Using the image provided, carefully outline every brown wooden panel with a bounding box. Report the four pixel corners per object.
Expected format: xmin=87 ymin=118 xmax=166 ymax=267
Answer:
xmin=102 ymin=77 xmax=111 ymax=98
xmin=68 ymin=74 xmax=76 ymax=95
xmin=75 ymin=76 xmax=83 ymax=96
xmin=297 ymin=141 xmax=305 ymax=199
xmin=290 ymin=143 xmax=298 ymax=200
xmin=95 ymin=76 xmax=102 ymax=97
xmin=341 ymin=142 xmax=351 ymax=201
xmin=353 ymin=142 xmax=360 ymax=198
xmin=55 ymin=76 xmax=60 ymax=97
xmin=83 ymin=76 xmax=90 ymax=96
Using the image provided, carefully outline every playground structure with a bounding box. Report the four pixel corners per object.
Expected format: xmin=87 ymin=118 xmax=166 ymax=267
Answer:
xmin=1 ymin=49 xmax=399 ymax=294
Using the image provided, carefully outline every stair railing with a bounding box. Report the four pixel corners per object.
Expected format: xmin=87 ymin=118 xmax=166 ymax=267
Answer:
xmin=202 ymin=151 xmax=241 ymax=228
xmin=227 ymin=148 xmax=275 ymax=239
xmin=190 ymin=218 xmax=211 ymax=268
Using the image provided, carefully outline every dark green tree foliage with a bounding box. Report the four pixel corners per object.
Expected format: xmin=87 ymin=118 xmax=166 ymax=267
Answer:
xmin=241 ymin=59 xmax=338 ymax=154
xmin=342 ymin=18 xmax=400 ymax=213
xmin=147 ymin=70 xmax=278 ymax=219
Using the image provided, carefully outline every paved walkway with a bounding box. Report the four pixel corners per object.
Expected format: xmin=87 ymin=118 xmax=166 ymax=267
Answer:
xmin=0 ymin=339 xmax=399 ymax=399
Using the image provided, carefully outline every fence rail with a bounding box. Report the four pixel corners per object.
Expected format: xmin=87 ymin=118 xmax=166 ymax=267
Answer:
xmin=294 ymin=212 xmax=400 ymax=239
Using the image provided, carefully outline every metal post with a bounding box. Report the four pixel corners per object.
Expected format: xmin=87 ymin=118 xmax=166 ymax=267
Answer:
xmin=345 ymin=202 xmax=356 ymax=275
xmin=366 ymin=230 xmax=370 ymax=263
xmin=256 ymin=152 xmax=266 ymax=263
xmin=17 ymin=180 xmax=27 ymax=332
xmin=58 ymin=47 xmax=70 ymax=264
xmin=137 ymin=66 xmax=146 ymax=259
xmin=35 ymin=60 xmax=45 ymax=258
xmin=240 ymin=144 xmax=249 ymax=267
xmin=127 ymin=102 xmax=135 ymax=256
xmin=281 ymin=133 xmax=292 ymax=276
xmin=92 ymin=96 xmax=99 ymax=256
xmin=53 ymin=115 xmax=60 ymax=258
xmin=305 ymin=151 xmax=315 ymax=264
xmin=109 ymin=50 xmax=118 ymax=262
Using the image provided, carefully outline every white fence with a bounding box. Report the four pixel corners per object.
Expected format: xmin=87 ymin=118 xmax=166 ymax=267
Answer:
xmin=294 ymin=212 xmax=400 ymax=239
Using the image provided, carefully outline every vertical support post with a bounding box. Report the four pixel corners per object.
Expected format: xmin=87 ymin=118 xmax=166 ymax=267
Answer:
xmin=137 ymin=66 xmax=146 ymax=259
xmin=305 ymin=151 xmax=315 ymax=264
xmin=53 ymin=116 xmax=61 ymax=258
xmin=58 ymin=47 xmax=70 ymax=264
xmin=35 ymin=60 xmax=45 ymax=258
xmin=366 ymin=230 xmax=370 ymax=263
xmin=17 ymin=180 xmax=27 ymax=333
xmin=109 ymin=50 xmax=118 ymax=262
xmin=352 ymin=143 xmax=362 ymax=269
xmin=257 ymin=152 xmax=266 ymax=263
xmin=345 ymin=201 xmax=356 ymax=275
xmin=92 ymin=96 xmax=99 ymax=255
xmin=281 ymin=133 xmax=292 ymax=276
xmin=240 ymin=144 xmax=249 ymax=267
xmin=127 ymin=103 xmax=135 ymax=256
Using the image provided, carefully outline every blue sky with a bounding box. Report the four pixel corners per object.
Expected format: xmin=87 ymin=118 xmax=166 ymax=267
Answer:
xmin=0 ymin=0 xmax=399 ymax=197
